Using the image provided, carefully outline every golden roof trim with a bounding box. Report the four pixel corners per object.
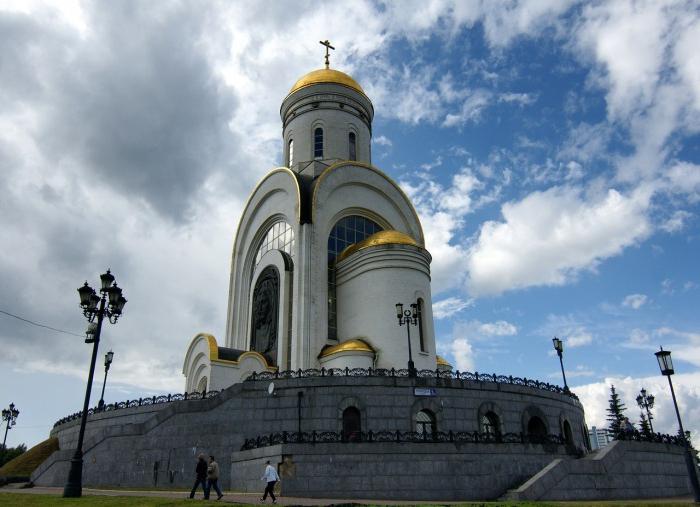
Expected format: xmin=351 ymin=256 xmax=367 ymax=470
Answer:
xmin=287 ymin=68 xmax=367 ymax=99
xmin=318 ymin=338 xmax=375 ymax=358
xmin=336 ymin=230 xmax=420 ymax=263
xmin=436 ymin=355 xmax=452 ymax=367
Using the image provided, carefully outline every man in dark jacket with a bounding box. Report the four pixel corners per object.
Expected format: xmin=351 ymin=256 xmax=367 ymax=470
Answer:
xmin=189 ymin=453 xmax=208 ymax=499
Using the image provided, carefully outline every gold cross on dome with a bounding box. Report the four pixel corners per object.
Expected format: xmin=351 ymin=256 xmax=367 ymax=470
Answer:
xmin=319 ymin=39 xmax=335 ymax=69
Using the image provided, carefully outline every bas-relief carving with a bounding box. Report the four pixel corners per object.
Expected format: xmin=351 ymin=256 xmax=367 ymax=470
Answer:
xmin=251 ymin=266 xmax=279 ymax=365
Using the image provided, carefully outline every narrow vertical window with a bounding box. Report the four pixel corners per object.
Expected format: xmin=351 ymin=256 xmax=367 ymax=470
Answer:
xmin=288 ymin=139 xmax=294 ymax=167
xmin=314 ymin=128 xmax=323 ymax=158
xmin=348 ymin=132 xmax=356 ymax=161
xmin=417 ymin=298 xmax=426 ymax=352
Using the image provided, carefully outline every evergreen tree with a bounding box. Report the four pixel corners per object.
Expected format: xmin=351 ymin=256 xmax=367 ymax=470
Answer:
xmin=639 ymin=412 xmax=651 ymax=436
xmin=606 ymin=384 xmax=627 ymax=437
xmin=0 ymin=443 xmax=26 ymax=467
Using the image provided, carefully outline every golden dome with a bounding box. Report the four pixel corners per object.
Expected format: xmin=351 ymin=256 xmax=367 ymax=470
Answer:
xmin=318 ymin=338 xmax=375 ymax=358
xmin=288 ymin=68 xmax=366 ymax=97
xmin=436 ymin=355 xmax=452 ymax=367
xmin=336 ymin=230 xmax=420 ymax=263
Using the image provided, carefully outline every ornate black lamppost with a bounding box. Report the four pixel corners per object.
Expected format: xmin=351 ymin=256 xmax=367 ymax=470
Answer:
xmin=63 ymin=269 xmax=126 ymax=498
xmin=655 ymin=346 xmax=700 ymax=502
xmin=2 ymin=402 xmax=19 ymax=450
xmin=395 ymin=302 xmax=417 ymax=377
xmin=552 ymin=337 xmax=568 ymax=392
xmin=98 ymin=350 xmax=114 ymax=410
xmin=635 ymin=388 xmax=655 ymax=433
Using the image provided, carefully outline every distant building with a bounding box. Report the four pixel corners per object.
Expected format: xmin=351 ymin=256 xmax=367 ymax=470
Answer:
xmin=589 ymin=425 xmax=612 ymax=449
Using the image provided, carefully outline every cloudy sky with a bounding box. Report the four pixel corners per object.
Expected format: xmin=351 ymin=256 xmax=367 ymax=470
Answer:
xmin=1 ymin=0 xmax=699 ymax=449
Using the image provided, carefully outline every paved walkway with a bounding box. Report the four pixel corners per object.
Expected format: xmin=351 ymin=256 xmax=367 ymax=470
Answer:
xmin=0 ymin=486 xmax=695 ymax=505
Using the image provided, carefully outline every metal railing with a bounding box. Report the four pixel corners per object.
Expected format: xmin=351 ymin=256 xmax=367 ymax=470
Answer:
xmin=245 ymin=367 xmax=579 ymax=400
xmin=241 ymin=429 xmax=571 ymax=450
xmin=53 ymin=390 xmax=221 ymax=428
xmin=613 ymin=429 xmax=686 ymax=446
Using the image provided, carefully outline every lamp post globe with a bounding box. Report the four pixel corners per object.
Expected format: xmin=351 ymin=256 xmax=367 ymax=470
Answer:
xmin=654 ymin=347 xmax=700 ymax=502
xmin=552 ymin=337 xmax=568 ymax=391
xmin=396 ymin=301 xmax=418 ymax=377
xmin=2 ymin=402 xmax=20 ymax=450
xmin=63 ymin=270 xmax=126 ymax=498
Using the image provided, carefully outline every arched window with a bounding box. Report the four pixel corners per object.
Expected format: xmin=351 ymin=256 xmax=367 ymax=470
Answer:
xmin=563 ymin=420 xmax=573 ymax=445
xmin=255 ymin=221 xmax=294 ymax=267
xmin=416 ymin=409 xmax=436 ymax=439
xmin=481 ymin=411 xmax=500 ymax=439
xmin=288 ymin=139 xmax=294 ymax=166
xmin=250 ymin=266 xmax=279 ymax=366
xmin=342 ymin=407 xmax=361 ymax=442
xmin=314 ymin=127 xmax=323 ymax=158
xmin=348 ymin=132 xmax=356 ymax=161
xmin=327 ymin=215 xmax=382 ymax=340
xmin=197 ymin=377 xmax=208 ymax=393
xmin=417 ymin=298 xmax=426 ymax=352
xmin=527 ymin=416 xmax=547 ymax=439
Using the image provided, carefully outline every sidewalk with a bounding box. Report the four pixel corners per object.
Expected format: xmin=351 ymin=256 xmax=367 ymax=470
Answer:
xmin=0 ymin=486 xmax=694 ymax=505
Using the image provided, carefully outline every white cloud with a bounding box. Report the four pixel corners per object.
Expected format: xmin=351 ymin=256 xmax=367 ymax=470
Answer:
xmin=449 ymin=337 xmax=475 ymax=372
xmin=498 ymin=92 xmax=537 ymax=106
xmin=660 ymin=210 xmax=692 ymax=233
xmin=373 ymin=135 xmax=393 ymax=147
xmin=432 ymin=297 xmax=473 ymax=319
xmin=622 ymin=293 xmax=648 ymax=309
xmin=575 ymin=372 xmax=700 ymax=441
xmin=567 ymin=329 xmax=593 ymax=348
xmin=479 ymin=320 xmax=517 ymax=336
xmin=467 ymin=185 xmax=652 ymax=296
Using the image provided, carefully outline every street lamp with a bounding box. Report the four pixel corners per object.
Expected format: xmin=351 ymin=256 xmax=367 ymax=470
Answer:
xmin=396 ymin=302 xmax=418 ymax=377
xmin=63 ymin=269 xmax=126 ymax=498
xmin=2 ymin=402 xmax=19 ymax=450
xmin=552 ymin=337 xmax=568 ymax=392
xmin=635 ymin=388 xmax=655 ymax=433
xmin=655 ymin=346 xmax=700 ymax=502
xmin=98 ymin=350 xmax=115 ymax=410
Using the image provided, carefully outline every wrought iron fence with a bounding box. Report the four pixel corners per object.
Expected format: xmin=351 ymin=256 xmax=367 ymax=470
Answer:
xmin=245 ymin=367 xmax=579 ymax=400
xmin=613 ymin=429 xmax=685 ymax=446
xmin=52 ymin=390 xmax=221 ymax=428
xmin=241 ymin=429 xmax=569 ymax=450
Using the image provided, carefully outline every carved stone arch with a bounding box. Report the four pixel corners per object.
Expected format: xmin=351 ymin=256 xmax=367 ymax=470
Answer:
xmin=477 ymin=401 xmax=505 ymax=435
xmin=410 ymin=398 xmax=443 ymax=432
xmin=559 ymin=411 xmax=574 ymax=444
xmin=522 ymin=405 xmax=550 ymax=435
xmin=337 ymin=396 xmax=366 ymax=433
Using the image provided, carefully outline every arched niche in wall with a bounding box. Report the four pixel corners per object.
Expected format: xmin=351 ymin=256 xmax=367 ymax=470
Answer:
xmin=521 ymin=405 xmax=550 ymax=437
xmin=477 ymin=401 xmax=504 ymax=438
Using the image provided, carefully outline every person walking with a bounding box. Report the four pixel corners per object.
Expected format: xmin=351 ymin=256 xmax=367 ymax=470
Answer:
xmin=206 ymin=455 xmax=224 ymax=500
xmin=260 ymin=460 xmax=280 ymax=504
xmin=189 ymin=453 xmax=208 ymax=499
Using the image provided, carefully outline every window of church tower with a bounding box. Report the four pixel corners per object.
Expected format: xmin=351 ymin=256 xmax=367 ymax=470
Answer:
xmin=314 ymin=127 xmax=323 ymax=158
xmin=288 ymin=139 xmax=294 ymax=166
xmin=255 ymin=221 xmax=295 ymax=267
xmin=417 ymin=298 xmax=426 ymax=352
xmin=327 ymin=215 xmax=382 ymax=340
xmin=348 ymin=132 xmax=356 ymax=161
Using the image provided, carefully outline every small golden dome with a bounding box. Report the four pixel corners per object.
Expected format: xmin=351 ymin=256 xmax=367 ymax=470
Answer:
xmin=436 ymin=355 xmax=452 ymax=367
xmin=336 ymin=230 xmax=420 ymax=263
xmin=289 ymin=68 xmax=366 ymax=97
xmin=318 ymin=338 xmax=375 ymax=358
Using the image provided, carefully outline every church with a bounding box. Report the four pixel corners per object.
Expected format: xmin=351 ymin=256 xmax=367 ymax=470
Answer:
xmin=33 ymin=46 xmax=694 ymax=502
xmin=183 ymin=44 xmax=443 ymax=392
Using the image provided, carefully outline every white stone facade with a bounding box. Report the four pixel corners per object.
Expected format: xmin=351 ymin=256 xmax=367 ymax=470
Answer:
xmin=183 ymin=67 xmax=438 ymax=391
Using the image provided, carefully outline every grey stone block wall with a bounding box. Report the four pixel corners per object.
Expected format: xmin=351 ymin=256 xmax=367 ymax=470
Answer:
xmin=231 ymin=442 xmax=570 ymax=501
xmin=34 ymin=375 xmax=587 ymax=499
xmin=504 ymin=440 xmax=695 ymax=501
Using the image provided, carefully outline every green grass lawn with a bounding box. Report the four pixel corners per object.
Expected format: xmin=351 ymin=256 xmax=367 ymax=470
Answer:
xmin=0 ymin=492 xmax=695 ymax=507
